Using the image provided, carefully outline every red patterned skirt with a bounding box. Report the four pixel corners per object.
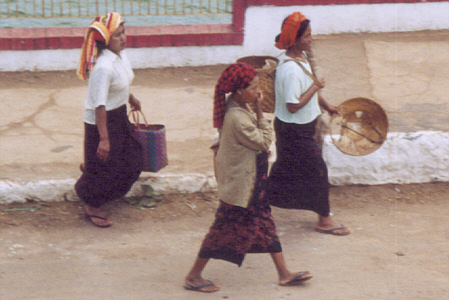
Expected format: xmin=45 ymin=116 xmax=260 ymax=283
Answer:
xmin=198 ymin=152 xmax=282 ymax=266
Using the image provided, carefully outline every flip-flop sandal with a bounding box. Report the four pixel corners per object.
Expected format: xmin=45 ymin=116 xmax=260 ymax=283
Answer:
xmin=184 ymin=280 xmax=219 ymax=293
xmin=315 ymin=225 xmax=350 ymax=236
xmin=86 ymin=214 xmax=112 ymax=228
xmin=280 ymin=271 xmax=313 ymax=286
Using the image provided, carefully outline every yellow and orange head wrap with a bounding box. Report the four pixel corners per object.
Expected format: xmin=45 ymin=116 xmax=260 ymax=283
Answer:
xmin=275 ymin=12 xmax=309 ymax=50
xmin=77 ymin=12 xmax=124 ymax=81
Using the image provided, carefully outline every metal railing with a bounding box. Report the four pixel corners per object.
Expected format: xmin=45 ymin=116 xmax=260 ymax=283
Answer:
xmin=0 ymin=0 xmax=233 ymax=18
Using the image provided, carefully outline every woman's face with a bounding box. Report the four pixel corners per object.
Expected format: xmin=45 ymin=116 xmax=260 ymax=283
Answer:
xmin=108 ymin=24 xmax=126 ymax=55
xmin=293 ymin=24 xmax=312 ymax=52
xmin=239 ymin=76 xmax=260 ymax=104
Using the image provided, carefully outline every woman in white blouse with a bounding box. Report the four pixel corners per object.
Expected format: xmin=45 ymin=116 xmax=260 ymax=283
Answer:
xmin=266 ymin=12 xmax=350 ymax=236
xmin=75 ymin=12 xmax=142 ymax=228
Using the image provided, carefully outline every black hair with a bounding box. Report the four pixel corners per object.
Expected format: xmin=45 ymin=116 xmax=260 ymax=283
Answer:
xmin=96 ymin=40 xmax=107 ymax=55
xmin=296 ymin=19 xmax=310 ymax=40
xmin=275 ymin=18 xmax=310 ymax=43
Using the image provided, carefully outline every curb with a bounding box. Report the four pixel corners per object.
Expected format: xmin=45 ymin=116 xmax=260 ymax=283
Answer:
xmin=324 ymin=131 xmax=449 ymax=185
xmin=0 ymin=174 xmax=217 ymax=205
xmin=1 ymin=131 xmax=448 ymax=204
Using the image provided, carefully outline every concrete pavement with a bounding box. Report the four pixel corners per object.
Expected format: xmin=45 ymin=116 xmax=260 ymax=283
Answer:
xmin=1 ymin=30 xmax=449 ymax=203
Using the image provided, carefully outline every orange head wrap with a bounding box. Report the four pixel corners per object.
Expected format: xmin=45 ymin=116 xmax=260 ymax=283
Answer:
xmin=275 ymin=12 xmax=309 ymax=50
xmin=77 ymin=12 xmax=124 ymax=81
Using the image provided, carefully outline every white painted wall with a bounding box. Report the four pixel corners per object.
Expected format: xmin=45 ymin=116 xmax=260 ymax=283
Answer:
xmin=1 ymin=2 xmax=448 ymax=71
xmin=324 ymin=131 xmax=449 ymax=186
xmin=243 ymin=2 xmax=449 ymax=56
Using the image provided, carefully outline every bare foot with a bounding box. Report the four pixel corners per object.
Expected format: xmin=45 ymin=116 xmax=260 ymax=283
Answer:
xmin=316 ymin=216 xmax=350 ymax=236
xmin=279 ymin=270 xmax=313 ymax=286
xmin=85 ymin=206 xmax=112 ymax=228
xmin=184 ymin=276 xmax=220 ymax=293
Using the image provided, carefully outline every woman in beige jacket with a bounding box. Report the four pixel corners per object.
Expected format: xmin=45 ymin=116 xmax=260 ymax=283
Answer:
xmin=184 ymin=63 xmax=312 ymax=293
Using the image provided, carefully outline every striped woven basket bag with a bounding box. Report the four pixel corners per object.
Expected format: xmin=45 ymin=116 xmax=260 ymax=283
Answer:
xmin=129 ymin=110 xmax=168 ymax=172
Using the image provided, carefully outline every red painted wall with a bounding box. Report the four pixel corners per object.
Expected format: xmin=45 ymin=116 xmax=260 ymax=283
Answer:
xmin=0 ymin=0 xmax=446 ymax=51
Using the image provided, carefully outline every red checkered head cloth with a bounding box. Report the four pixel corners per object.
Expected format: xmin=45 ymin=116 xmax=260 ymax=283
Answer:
xmin=213 ymin=62 xmax=257 ymax=128
xmin=275 ymin=12 xmax=309 ymax=50
xmin=77 ymin=12 xmax=124 ymax=80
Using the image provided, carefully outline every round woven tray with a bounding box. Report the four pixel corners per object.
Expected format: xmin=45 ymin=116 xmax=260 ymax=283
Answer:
xmin=329 ymin=97 xmax=389 ymax=156
xmin=236 ymin=56 xmax=278 ymax=113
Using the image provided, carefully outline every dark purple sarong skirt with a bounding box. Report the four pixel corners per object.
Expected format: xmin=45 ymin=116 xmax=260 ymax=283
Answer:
xmin=266 ymin=117 xmax=330 ymax=216
xmin=75 ymin=105 xmax=142 ymax=208
xmin=199 ymin=152 xmax=282 ymax=267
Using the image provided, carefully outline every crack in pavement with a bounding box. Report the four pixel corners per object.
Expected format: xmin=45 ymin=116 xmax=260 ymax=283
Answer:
xmin=0 ymin=91 xmax=79 ymax=141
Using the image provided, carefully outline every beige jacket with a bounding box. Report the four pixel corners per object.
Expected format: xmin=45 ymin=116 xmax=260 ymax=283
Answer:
xmin=216 ymin=99 xmax=273 ymax=208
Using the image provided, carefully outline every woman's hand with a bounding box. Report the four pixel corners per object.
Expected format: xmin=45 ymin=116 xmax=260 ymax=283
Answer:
xmin=97 ymin=138 xmax=110 ymax=162
xmin=325 ymin=104 xmax=339 ymax=116
xmin=315 ymin=77 xmax=325 ymax=89
xmin=255 ymin=91 xmax=263 ymax=109
xmin=95 ymin=105 xmax=110 ymax=162
xmin=129 ymin=94 xmax=141 ymax=111
xmin=254 ymin=91 xmax=264 ymax=120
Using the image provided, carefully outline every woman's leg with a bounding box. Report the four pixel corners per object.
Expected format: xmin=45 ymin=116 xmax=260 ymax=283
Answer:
xmin=270 ymin=252 xmax=312 ymax=285
xmin=76 ymin=124 xmax=112 ymax=228
xmin=308 ymin=155 xmax=350 ymax=236
xmin=184 ymin=257 xmax=220 ymax=292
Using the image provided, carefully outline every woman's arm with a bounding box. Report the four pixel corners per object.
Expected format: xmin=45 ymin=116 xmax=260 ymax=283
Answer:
xmin=286 ymin=77 xmax=325 ymax=114
xmin=318 ymin=94 xmax=339 ymax=115
xmin=95 ymin=105 xmax=110 ymax=161
xmin=231 ymin=111 xmax=272 ymax=152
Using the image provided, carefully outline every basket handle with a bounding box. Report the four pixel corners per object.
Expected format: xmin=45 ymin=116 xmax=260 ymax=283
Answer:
xmin=284 ymin=59 xmax=324 ymax=89
xmin=330 ymin=115 xmax=384 ymax=145
xmin=128 ymin=109 xmax=149 ymax=126
xmin=339 ymin=124 xmax=384 ymax=144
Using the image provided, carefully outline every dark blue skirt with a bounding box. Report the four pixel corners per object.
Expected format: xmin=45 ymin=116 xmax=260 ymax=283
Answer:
xmin=266 ymin=117 xmax=330 ymax=216
xmin=75 ymin=105 xmax=142 ymax=208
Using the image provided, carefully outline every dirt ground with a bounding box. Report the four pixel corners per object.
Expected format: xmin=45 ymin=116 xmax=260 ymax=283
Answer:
xmin=1 ymin=182 xmax=448 ymax=299
xmin=0 ymin=66 xmax=225 ymax=90
xmin=1 ymin=45 xmax=449 ymax=298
